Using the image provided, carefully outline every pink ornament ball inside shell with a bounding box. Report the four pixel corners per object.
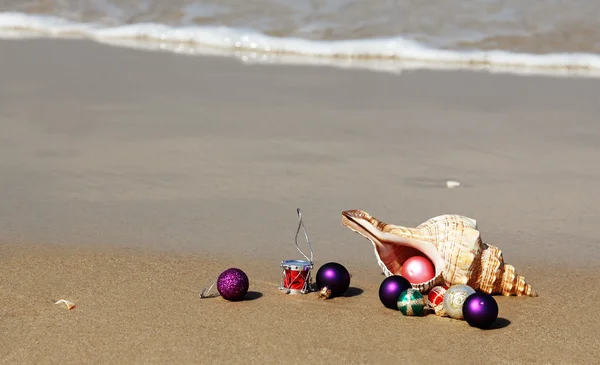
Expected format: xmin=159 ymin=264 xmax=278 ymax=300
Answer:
xmin=400 ymin=256 xmax=435 ymax=284
xmin=217 ymin=268 xmax=249 ymax=301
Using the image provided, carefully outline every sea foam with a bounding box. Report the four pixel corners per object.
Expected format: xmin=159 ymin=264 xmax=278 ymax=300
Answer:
xmin=1 ymin=11 xmax=600 ymax=78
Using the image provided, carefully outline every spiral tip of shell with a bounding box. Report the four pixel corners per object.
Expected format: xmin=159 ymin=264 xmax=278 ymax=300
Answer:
xmin=526 ymin=288 xmax=538 ymax=297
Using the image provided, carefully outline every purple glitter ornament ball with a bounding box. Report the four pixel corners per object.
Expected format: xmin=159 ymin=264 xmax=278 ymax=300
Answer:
xmin=379 ymin=275 xmax=412 ymax=309
xmin=315 ymin=262 xmax=350 ymax=298
xmin=462 ymin=292 xmax=499 ymax=329
xmin=216 ymin=268 xmax=249 ymax=301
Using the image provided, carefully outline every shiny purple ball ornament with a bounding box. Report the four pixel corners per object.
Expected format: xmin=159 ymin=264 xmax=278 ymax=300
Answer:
xmin=316 ymin=262 xmax=351 ymax=299
xmin=462 ymin=292 xmax=499 ymax=329
xmin=379 ymin=275 xmax=412 ymax=309
xmin=216 ymin=268 xmax=249 ymax=301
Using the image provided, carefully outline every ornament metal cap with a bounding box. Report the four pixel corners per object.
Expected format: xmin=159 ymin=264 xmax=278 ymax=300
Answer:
xmin=318 ymin=286 xmax=332 ymax=299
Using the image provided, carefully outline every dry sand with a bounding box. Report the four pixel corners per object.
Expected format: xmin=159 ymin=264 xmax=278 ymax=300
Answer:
xmin=1 ymin=39 xmax=600 ymax=364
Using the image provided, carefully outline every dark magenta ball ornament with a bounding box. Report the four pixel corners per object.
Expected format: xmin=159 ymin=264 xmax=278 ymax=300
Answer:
xmin=315 ymin=262 xmax=351 ymax=299
xmin=216 ymin=268 xmax=249 ymax=301
xmin=462 ymin=292 xmax=499 ymax=329
xmin=379 ymin=275 xmax=412 ymax=309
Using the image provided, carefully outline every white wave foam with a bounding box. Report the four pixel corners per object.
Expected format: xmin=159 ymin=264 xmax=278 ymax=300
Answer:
xmin=1 ymin=11 xmax=600 ymax=78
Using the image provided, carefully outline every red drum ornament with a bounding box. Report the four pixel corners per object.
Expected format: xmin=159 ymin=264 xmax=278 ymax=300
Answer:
xmin=279 ymin=208 xmax=315 ymax=294
xmin=280 ymin=260 xmax=313 ymax=294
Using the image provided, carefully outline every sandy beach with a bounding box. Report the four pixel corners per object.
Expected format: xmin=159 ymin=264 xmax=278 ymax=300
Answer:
xmin=1 ymin=39 xmax=600 ymax=364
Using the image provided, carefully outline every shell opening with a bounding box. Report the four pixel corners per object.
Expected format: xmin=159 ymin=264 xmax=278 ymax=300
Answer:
xmin=372 ymin=229 xmax=445 ymax=282
xmin=342 ymin=210 xmax=445 ymax=287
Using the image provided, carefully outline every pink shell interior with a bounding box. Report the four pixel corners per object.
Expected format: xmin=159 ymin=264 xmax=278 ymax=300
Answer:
xmin=342 ymin=211 xmax=445 ymax=287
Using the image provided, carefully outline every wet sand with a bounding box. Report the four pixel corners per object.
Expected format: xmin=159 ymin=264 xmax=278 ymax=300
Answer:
xmin=1 ymin=39 xmax=599 ymax=364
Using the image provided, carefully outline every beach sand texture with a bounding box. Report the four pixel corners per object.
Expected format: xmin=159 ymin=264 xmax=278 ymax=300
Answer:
xmin=1 ymin=39 xmax=600 ymax=364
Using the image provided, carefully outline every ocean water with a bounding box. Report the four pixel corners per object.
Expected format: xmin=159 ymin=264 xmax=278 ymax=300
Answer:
xmin=1 ymin=0 xmax=600 ymax=77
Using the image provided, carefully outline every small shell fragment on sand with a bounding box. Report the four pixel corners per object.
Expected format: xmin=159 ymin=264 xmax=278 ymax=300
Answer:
xmin=446 ymin=180 xmax=461 ymax=188
xmin=55 ymin=299 xmax=76 ymax=310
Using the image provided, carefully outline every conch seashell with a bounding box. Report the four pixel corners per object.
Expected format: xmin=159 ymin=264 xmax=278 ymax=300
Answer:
xmin=341 ymin=210 xmax=537 ymax=297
